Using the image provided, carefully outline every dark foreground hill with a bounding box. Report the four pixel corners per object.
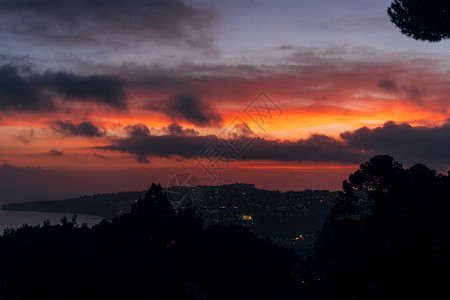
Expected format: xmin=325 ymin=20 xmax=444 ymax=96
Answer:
xmin=0 ymin=184 xmax=299 ymax=300
xmin=3 ymin=191 xmax=143 ymax=219
xmin=3 ymin=184 xmax=336 ymax=255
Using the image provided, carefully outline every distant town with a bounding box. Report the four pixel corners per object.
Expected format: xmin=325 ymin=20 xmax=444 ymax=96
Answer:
xmin=3 ymin=183 xmax=337 ymax=256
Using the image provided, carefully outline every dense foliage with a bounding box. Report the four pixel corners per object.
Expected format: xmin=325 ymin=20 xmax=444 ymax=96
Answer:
xmin=304 ymin=155 xmax=450 ymax=299
xmin=0 ymin=184 xmax=298 ymax=299
xmin=388 ymin=0 xmax=450 ymax=42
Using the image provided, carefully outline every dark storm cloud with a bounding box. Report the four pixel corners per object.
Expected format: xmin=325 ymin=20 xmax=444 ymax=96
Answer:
xmin=340 ymin=121 xmax=450 ymax=169
xmin=42 ymin=72 xmax=127 ymax=108
xmin=148 ymin=93 xmax=222 ymax=127
xmin=244 ymin=135 xmax=363 ymax=163
xmin=98 ymin=121 xmax=450 ymax=169
xmin=98 ymin=133 xmax=365 ymax=164
xmin=161 ymin=123 xmax=199 ymax=136
xmin=0 ymin=65 xmax=127 ymax=112
xmin=100 ymin=135 xmax=212 ymax=160
xmin=51 ymin=120 xmax=106 ymax=137
xmin=124 ymin=123 xmax=151 ymax=138
xmin=0 ymin=65 xmax=54 ymax=112
xmin=0 ymin=0 xmax=215 ymax=49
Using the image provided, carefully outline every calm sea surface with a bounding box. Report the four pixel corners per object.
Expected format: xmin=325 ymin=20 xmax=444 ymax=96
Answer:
xmin=0 ymin=209 xmax=102 ymax=234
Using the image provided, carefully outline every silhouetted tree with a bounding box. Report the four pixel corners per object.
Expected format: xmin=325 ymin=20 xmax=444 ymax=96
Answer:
xmin=388 ymin=0 xmax=450 ymax=42
xmin=307 ymin=155 xmax=450 ymax=299
xmin=329 ymin=180 xmax=362 ymax=218
xmin=0 ymin=182 xmax=299 ymax=299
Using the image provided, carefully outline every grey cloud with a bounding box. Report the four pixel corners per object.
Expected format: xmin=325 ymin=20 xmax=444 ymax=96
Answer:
xmin=0 ymin=0 xmax=215 ymax=50
xmin=148 ymin=93 xmax=222 ymax=127
xmin=161 ymin=123 xmax=199 ymax=136
xmin=0 ymin=65 xmax=127 ymax=112
xmin=124 ymin=123 xmax=151 ymax=138
xmin=98 ymin=121 xmax=450 ymax=169
xmin=244 ymin=135 xmax=363 ymax=163
xmin=43 ymin=72 xmax=127 ymax=108
xmin=51 ymin=120 xmax=106 ymax=137
xmin=100 ymin=135 xmax=212 ymax=161
xmin=0 ymin=65 xmax=54 ymax=112
xmin=340 ymin=121 xmax=450 ymax=169
xmin=98 ymin=133 xmax=365 ymax=165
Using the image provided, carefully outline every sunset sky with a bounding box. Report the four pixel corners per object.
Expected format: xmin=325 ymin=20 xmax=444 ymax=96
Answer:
xmin=1 ymin=0 xmax=449 ymax=202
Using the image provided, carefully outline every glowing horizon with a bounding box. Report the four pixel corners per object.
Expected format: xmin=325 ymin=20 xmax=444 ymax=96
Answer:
xmin=0 ymin=0 xmax=449 ymax=202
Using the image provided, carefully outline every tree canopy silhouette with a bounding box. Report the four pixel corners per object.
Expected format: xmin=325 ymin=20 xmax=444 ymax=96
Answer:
xmin=0 ymin=183 xmax=299 ymax=300
xmin=307 ymin=155 xmax=450 ymax=299
xmin=388 ymin=0 xmax=450 ymax=42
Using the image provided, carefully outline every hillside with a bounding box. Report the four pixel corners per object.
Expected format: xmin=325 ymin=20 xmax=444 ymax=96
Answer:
xmin=3 ymin=183 xmax=337 ymax=255
xmin=3 ymin=191 xmax=143 ymax=219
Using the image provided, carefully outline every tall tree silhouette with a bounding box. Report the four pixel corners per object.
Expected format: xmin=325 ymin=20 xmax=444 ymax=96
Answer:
xmin=308 ymin=155 xmax=450 ymax=299
xmin=388 ymin=0 xmax=450 ymax=42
